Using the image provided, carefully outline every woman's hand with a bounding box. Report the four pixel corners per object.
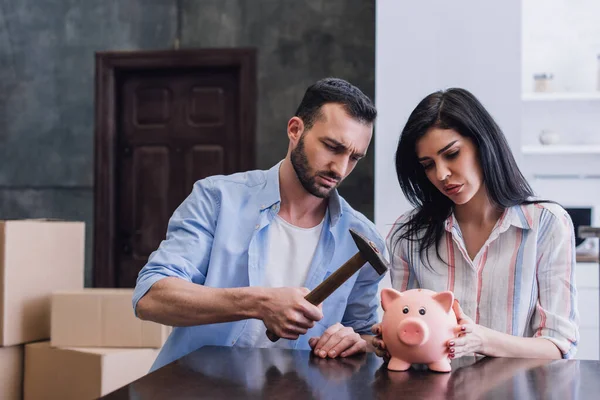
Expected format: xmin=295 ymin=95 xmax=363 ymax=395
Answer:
xmin=448 ymin=300 xmax=488 ymax=359
xmin=371 ymin=323 xmax=390 ymax=361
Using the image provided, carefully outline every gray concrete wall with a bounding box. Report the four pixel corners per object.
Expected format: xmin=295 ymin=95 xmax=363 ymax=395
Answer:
xmin=0 ymin=0 xmax=375 ymax=286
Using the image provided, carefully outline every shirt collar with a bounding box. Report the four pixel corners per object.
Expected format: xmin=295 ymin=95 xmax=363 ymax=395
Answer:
xmin=258 ymin=161 xmax=283 ymax=211
xmin=260 ymin=161 xmax=343 ymax=227
xmin=444 ymin=213 xmax=455 ymax=232
xmin=503 ymin=204 xmax=533 ymax=230
xmin=327 ymin=189 xmax=343 ymax=227
xmin=444 ymin=204 xmax=532 ymax=233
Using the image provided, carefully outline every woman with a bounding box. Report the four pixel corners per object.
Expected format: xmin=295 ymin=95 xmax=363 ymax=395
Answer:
xmin=373 ymin=88 xmax=579 ymax=360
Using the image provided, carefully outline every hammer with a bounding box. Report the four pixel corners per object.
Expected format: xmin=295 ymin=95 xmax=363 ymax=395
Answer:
xmin=266 ymin=228 xmax=389 ymax=342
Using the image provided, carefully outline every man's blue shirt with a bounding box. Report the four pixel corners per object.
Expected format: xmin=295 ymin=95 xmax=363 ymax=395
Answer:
xmin=133 ymin=162 xmax=386 ymax=371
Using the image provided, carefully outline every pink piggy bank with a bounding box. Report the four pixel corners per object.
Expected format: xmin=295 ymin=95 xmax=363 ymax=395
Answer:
xmin=381 ymin=288 xmax=458 ymax=373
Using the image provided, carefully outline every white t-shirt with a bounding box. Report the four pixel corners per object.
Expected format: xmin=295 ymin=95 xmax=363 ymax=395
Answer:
xmin=236 ymin=215 xmax=324 ymax=348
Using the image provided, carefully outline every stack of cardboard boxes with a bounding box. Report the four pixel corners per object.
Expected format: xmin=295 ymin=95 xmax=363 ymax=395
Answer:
xmin=0 ymin=220 xmax=85 ymax=399
xmin=0 ymin=220 xmax=170 ymax=400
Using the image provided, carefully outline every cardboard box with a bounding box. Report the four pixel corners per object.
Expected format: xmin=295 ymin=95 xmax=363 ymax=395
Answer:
xmin=0 ymin=345 xmax=23 ymax=400
xmin=0 ymin=220 xmax=84 ymax=346
xmin=24 ymin=341 xmax=158 ymax=400
xmin=51 ymin=289 xmax=171 ymax=348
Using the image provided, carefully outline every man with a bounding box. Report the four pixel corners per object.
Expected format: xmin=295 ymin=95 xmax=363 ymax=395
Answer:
xmin=133 ymin=77 xmax=386 ymax=371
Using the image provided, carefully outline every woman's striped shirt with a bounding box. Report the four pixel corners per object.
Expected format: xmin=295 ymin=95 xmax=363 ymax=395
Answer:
xmin=387 ymin=202 xmax=579 ymax=358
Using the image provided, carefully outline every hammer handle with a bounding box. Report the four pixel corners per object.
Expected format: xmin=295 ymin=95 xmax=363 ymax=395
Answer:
xmin=266 ymin=252 xmax=366 ymax=342
xmin=305 ymin=252 xmax=365 ymax=305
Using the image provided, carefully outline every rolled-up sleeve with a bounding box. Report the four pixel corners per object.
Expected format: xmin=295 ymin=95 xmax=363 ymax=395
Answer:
xmin=132 ymin=179 xmax=219 ymax=316
xmin=532 ymin=210 xmax=580 ymax=358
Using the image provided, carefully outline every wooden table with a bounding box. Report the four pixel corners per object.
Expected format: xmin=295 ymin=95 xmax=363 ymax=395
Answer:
xmin=101 ymin=346 xmax=600 ymax=399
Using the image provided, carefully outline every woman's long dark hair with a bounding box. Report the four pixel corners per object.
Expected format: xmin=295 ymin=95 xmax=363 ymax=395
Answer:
xmin=392 ymin=88 xmax=536 ymax=266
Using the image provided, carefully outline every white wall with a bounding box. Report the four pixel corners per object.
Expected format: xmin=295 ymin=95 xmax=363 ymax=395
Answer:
xmin=522 ymin=0 xmax=600 ymax=93
xmin=374 ymin=0 xmax=522 ymax=236
xmin=520 ymin=0 xmax=600 ymax=228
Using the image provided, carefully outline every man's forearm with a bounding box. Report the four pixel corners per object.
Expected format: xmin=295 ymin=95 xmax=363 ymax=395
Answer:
xmin=135 ymin=277 xmax=269 ymax=326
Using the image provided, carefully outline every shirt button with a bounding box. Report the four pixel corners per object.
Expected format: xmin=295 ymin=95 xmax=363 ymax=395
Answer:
xmin=255 ymin=224 xmax=260 ymax=230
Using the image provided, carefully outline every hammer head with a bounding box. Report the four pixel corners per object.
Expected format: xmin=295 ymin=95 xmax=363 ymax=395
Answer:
xmin=349 ymin=229 xmax=389 ymax=275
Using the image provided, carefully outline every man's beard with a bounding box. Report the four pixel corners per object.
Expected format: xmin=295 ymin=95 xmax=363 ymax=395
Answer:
xmin=290 ymin=135 xmax=341 ymax=198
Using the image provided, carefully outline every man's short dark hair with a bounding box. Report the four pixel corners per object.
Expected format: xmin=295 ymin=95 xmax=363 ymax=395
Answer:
xmin=294 ymin=78 xmax=377 ymax=130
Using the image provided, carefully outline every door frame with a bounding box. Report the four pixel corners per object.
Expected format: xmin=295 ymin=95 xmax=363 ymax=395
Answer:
xmin=93 ymin=49 xmax=257 ymax=287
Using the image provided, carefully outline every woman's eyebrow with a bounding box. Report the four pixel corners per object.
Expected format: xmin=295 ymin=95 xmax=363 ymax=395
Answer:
xmin=418 ymin=140 xmax=458 ymax=161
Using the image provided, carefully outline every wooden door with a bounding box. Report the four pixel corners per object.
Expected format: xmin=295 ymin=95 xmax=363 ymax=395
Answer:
xmin=94 ymin=50 xmax=256 ymax=287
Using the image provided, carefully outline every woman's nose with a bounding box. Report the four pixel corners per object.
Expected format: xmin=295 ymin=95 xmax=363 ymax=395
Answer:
xmin=436 ymin=164 xmax=451 ymax=182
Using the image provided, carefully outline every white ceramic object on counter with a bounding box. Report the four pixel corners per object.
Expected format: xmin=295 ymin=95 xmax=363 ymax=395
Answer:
xmin=539 ymin=129 xmax=560 ymax=145
xmin=533 ymin=73 xmax=553 ymax=92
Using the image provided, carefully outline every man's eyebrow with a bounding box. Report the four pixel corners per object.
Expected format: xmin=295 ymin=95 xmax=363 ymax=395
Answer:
xmin=323 ymin=138 xmax=365 ymax=158
xmin=323 ymin=138 xmax=346 ymax=148
xmin=418 ymin=140 xmax=458 ymax=161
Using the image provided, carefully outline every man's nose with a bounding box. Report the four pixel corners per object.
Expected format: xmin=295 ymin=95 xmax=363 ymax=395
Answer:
xmin=330 ymin=156 xmax=349 ymax=179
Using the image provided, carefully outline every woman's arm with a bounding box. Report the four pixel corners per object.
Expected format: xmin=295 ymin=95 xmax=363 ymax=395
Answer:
xmin=451 ymin=207 xmax=579 ymax=360
xmin=480 ymin=326 xmax=561 ymax=358
xmin=530 ymin=207 xmax=580 ymax=358
xmin=449 ymin=302 xmax=561 ymax=359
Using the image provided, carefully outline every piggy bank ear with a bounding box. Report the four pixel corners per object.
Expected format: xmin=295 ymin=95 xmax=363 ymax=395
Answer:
xmin=432 ymin=291 xmax=454 ymax=313
xmin=381 ymin=288 xmax=402 ymax=311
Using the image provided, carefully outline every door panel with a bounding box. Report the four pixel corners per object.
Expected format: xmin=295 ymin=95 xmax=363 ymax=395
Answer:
xmin=115 ymin=67 xmax=242 ymax=287
xmin=185 ymin=145 xmax=225 ymax=191
xmin=94 ymin=50 xmax=256 ymax=289
xmin=132 ymin=146 xmax=170 ymax=258
xmin=188 ymin=87 xmax=225 ymax=126
xmin=133 ymin=87 xmax=172 ymax=128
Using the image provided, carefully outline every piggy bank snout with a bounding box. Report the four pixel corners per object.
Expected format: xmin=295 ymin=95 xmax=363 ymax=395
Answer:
xmin=397 ymin=318 xmax=429 ymax=346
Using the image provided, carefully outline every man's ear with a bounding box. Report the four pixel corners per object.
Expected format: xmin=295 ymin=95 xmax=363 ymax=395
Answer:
xmin=381 ymin=288 xmax=402 ymax=312
xmin=288 ymin=116 xmax=305 ymax=142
